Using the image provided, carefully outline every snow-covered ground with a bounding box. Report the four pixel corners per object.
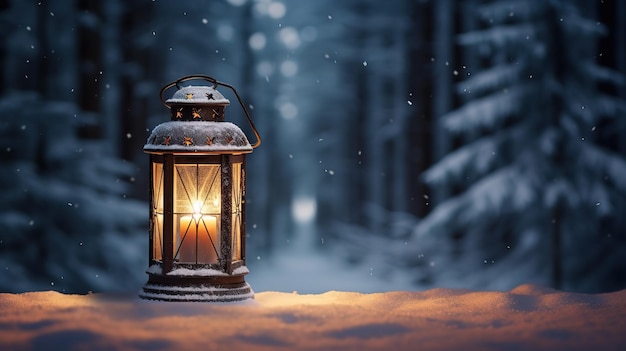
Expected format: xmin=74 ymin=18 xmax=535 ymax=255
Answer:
xmin=248 ymin=255 xmax=411 ymax=294
xmin=245 ymin=222 xmax=420 ymax=294
xmin=1 ymin=284 xmax=624 ymax=351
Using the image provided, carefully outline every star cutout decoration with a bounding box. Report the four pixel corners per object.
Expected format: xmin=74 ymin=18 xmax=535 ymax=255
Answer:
xmin=176 ymin=108 xmax=183 ymax=119
xmin=185 ymin=93 xmax=194 ymax=100
xmin=192 ymin=108 xmax=202 ymax=119
xmin=162 ymin=136 xmax=172 ymax=145
xmin=206 ymin=93 xmax=214 ymax=100
xmin=211 ymin=109 xmax=220 ymax=119
xmin=183 ymin=137 xmax=193 ymax=146
xmin=225 ymin=135 xmax=234 ymax=144
xmin=206 ymin=137 xmax=214 ymax=146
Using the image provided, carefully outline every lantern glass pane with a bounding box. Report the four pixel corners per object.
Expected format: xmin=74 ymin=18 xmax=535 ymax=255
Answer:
xmin=231 ymin=161 xmax=243 ymax=260
xmin=174 ymin=163 xmax=221 ymax=264
xmin=152 ymin=162 xmax=164 ymax=261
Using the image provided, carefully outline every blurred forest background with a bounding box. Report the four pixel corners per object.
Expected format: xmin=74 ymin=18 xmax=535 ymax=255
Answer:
xmin=1 ymin=0 xmax=625 ymax=294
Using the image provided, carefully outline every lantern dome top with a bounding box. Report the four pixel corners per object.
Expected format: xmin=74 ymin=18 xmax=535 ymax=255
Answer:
xmin=144 ymin=121 xmax=252 ymax=153
xmin=165 ymin=85 xmax=230 ymax=106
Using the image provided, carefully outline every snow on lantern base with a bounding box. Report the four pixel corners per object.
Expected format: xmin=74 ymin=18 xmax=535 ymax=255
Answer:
xmin=139 ymin=264 xmax=253 ymax=302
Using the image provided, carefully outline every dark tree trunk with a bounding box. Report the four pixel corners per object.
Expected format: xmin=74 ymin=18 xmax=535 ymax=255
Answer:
xmin=431 ymin=0 xmax=455 ymax=206
xmin=36 ymin=1 xmax=50 ymax=97
xmin=76 ymin=0 xmax=103 ymax=139
xmin=0 ymin=0 xmax=10 ymax=95
xmin=547 ymin=4 xmax=566 ymax=291
xmin=552 ymin=205 xmax=563 ymax=290
xmin=77 ymin=0 xmax=102 ymax=113
xmin=406 ymin=0 xmax=434 ymax=218
xmin=118 ymin=0 xmax=154 ymax=162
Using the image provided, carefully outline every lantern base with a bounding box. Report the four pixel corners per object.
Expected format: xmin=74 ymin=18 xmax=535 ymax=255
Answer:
xmin=139 ymin=267 xmax=254 ymax=302
xmin=139 ymin=281 xmax=253 ymax=302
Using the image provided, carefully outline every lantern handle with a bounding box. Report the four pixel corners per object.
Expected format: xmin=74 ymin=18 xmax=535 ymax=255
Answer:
xmin=159 ymin=75 xmax=261 ymax=149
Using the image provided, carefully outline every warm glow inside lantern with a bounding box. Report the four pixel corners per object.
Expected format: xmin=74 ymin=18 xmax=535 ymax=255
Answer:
xmin=139 ymin=75 xmax=260 ymax=302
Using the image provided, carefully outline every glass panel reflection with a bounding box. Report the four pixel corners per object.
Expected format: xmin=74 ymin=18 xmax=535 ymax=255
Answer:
xmin=174 ymin=164 xmax=221 ymax=263
xmin=231 ymin=162 xmax=243 ymax=260
xmin=152 ymin=162 xmax=164 ymax=261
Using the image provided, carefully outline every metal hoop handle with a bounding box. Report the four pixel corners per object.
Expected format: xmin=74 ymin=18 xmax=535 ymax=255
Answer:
xmin=159 ymin=75 xmax=261 ymax=149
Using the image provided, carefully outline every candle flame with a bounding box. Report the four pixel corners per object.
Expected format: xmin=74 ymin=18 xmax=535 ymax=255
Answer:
xmin=192 ymin=201 xmax=203 ymax=221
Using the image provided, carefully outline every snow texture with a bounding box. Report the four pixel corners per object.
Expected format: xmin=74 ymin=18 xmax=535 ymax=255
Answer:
xmin=2 ymin=0 xmax=625 ymax=302
xmin=0 ymin=286 xmax=624 ymax=351
xmin=413 ymin=0 xmax=626 ymax=294
xmin=139 ymin=283 xmax=255 ymax=302
xmin=0 ymin=93 xmax=147 ymax=294
xmin=165 ymin=85 xmax=230 ymax=105
xmin=161 ymin=265 xmax=249 ymax=276
xmin=144 ymin=121 xmax=252 ymax=152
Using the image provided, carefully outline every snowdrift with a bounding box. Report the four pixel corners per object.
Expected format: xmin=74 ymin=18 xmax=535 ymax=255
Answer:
xmin=1 ymin=284 xmax=625 ymax=350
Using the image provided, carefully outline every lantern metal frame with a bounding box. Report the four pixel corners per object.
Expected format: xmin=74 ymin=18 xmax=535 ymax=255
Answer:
xmin=139 ymin=75 xmax=260 ymax=302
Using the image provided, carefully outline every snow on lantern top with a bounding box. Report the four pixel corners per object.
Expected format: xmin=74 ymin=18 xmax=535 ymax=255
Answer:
xmin=144 ymin=121 xmax=253 ymax=153
xmin=166 ymin=85 xmax=230 ymax=105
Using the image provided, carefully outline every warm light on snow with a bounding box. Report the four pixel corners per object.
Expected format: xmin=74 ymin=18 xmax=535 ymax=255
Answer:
xmin=1 ymin=286 xmax=625 ymax=350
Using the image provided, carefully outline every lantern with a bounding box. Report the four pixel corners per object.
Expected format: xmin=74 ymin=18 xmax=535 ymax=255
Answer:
xmin=139 ymin=75 xmax=261 ymax=302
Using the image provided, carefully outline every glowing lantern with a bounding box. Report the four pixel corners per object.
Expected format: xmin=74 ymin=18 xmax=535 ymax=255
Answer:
xmin=139 ymin=75 xmax=260 ymax=302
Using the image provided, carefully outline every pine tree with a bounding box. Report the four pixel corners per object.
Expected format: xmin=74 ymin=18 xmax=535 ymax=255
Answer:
xmin=413 ymin=0 xmax=626 ymax=292
xmin=0 ymin=1 xmax=149 ymax=293
xmin=0 ymin=93 xmax=146 ymax=293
